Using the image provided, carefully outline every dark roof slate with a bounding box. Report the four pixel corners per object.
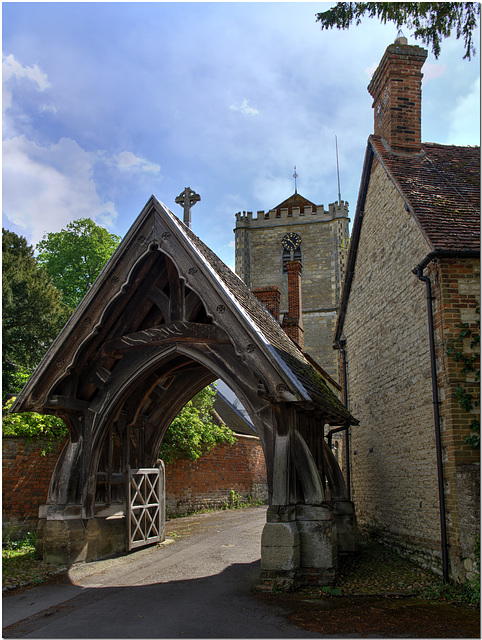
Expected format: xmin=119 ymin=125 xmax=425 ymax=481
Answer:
xmin=370 ymin=137 xmax=480 ymax=252
xmin=272 ymin=192 xmax=317 ymax=215
xmin=167 ymin=206 xmax=356 ymax=424
xmin=213 ymin=392 xmax=256 ymax=436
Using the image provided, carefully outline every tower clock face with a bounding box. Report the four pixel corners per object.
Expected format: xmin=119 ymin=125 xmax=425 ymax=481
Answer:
xmin=282 ymin=232 xmax=301 ymax=251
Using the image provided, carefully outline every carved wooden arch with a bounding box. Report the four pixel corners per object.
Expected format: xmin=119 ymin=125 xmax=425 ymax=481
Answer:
xmin=41 ymin=246 xmax=286 ymax=518
xmin=18 ymin=201 xmax=353 ymax=532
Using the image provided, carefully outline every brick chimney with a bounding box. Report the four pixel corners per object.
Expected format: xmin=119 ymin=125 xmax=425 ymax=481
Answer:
xmin=252 ymin=286 xmax=280 ymax=321
xmin=368 ymin=36 xmax=428 ymax=153
xmin=281 ymin=261 xmax=304 ymax=350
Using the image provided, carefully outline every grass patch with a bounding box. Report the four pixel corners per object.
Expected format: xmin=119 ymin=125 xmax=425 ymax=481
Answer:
xmin=2 ymin=531 xmax=64 ymax=590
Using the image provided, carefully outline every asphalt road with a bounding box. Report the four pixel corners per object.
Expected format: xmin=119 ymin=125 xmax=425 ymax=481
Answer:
xmin=2 ymin=506 xmax=324 ymax=639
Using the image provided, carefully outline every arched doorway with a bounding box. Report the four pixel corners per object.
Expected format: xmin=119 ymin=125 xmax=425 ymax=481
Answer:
xmin=12 ymin=196 xmax=357 ymax=587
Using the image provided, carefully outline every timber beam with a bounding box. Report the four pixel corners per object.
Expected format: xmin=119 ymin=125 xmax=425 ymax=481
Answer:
xmin=102 ymin=322 xmax=231 ymax=356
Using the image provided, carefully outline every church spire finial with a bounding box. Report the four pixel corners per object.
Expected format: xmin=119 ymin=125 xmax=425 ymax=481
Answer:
xmin=293 ymin=165 xmax=298 ymax=195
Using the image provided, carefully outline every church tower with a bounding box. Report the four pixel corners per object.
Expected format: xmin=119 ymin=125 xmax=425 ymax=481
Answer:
xmin=234 ymin=192 xmax=349 ymax=378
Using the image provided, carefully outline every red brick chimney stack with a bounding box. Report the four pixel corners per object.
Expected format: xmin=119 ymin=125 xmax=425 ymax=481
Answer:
xmin=281 ymin=260 xmax=304 ymax=350
xmin=252 ymin=286 xmax=281 ymax=321
xmin=368 ymin=35 xmax=428 ymax=153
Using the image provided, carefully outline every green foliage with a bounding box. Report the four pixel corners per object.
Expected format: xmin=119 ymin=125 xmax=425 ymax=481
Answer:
xmin=445 ymin=311 xmax=480 ymax=448
xmin=420 ymin=577 xmax=480 ymax=606
xmin=2 ymin=229 xmax=72 ymax=396
xmin=36 ymin=218 xmax=121 ymax=309
xmin=316 ymin=3 xmax=480 ymax=59
xmin=3 ymin=530 xmax=37 ymax=553
xmin=321 ymin=585 xmax=342 ymax=596
xmin=2 ymin=398 xmax=68 ymax=454
xmin=159 ymin=386 xmax=236 ymax=463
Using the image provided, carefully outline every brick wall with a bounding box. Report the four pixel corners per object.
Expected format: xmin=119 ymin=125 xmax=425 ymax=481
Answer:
xmin=430 ymin=257 xmax=480 ymax=581
xmin=368 ymin=42 xmax=427 ymax=152
xmin=2 ymin=433 xmax=268 ymax=535
xmin=165 ymin=434 xmax=268 ymax=516
xmin=2 ymin=437 xmax=66 ymax=539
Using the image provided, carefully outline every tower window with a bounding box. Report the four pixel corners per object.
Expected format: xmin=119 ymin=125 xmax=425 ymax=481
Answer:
xmin=282 ymin=246 xmax=302 ymax=273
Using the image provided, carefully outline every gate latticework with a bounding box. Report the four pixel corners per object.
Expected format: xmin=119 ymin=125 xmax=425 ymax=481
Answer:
xmin=127 ymin=465 xmax=165 ymax=551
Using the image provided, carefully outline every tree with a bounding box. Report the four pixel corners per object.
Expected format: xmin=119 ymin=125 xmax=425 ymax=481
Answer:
xmin=159 ymin=385 xmax=236 ymax=464
xmin=2 ymin=229 xmax=71 ymax=395
xmin=36 ymin=219 xmax=121 ymax=309
xmin=316 ymin=3 xmax=480 ymax=59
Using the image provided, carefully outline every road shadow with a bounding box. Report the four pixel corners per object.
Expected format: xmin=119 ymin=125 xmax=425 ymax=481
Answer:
xmin=3 ymin=560 xmax=325 ymax=639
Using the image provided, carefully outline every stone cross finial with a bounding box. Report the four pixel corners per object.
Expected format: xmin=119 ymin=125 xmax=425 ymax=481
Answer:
xmin=175 ymin=187 xmax=201 ymax=228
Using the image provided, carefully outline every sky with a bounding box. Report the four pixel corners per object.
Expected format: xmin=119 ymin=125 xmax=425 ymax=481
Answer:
xmin=3 ymin=2 xmax=480 ymax=270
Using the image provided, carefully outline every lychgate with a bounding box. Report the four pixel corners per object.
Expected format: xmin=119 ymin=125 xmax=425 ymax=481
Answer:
xmin=11 ymin=196 xmax=358 ymax=589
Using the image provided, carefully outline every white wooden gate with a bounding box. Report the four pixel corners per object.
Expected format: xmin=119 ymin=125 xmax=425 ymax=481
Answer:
xmin=126 ymin=464 xmax=165 ymax=551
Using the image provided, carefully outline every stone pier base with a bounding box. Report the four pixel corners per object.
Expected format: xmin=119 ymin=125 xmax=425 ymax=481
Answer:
xmin=36 ymin=511 xmax=126 ymax=565
xmin=333 ymin=500 xmax=358 ymax=553
xmin=261 ymin=504 xmax=338 ymax=590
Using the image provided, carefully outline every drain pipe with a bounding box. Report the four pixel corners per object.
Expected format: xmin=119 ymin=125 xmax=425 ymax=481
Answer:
xmin=331 ymin=339 xmax=351 ymax=500
xmin=413 ymin=265 xmax=449 ymax=583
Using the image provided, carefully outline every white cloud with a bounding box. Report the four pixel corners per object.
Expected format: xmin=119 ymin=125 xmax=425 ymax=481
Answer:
xmin=422 ymin=62 xmax=447 ymax=86
xmin=365 ymin=62 xmax=378 ymax=79
xmin=230 ymin=98 xmax=259 ymax=116
xmin=228 ymin=240 xmax=235 ymax=248
xmin=447 ymin=76 xmax=480 ymax=145
xmin=113 ymin=150 xmax=160 ymax=174
xmin=3 ymin=53 xmax=50 ymax=90
xmin=3 ymin=135 xmax=117 ymax=245
xmin=39 ymin=103 xmax=58 ymax=115
xmin=3 ymin=53 xmax=51 ymax=112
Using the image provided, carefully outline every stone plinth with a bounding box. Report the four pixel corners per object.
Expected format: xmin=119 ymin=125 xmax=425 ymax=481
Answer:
xmin=261 ymin=504 xmax=338 ymax=590
xmin=333 ymin=500 xmax=358 ymax=553
xmin=36 ymin=514 xmax=126 ymax=565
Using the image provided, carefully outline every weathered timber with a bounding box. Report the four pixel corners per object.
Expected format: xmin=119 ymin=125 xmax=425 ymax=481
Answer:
xmin=10 ymin=196 xmax=357 ymax=584
xmin=102 ymin=322 xmax=231 ymax=356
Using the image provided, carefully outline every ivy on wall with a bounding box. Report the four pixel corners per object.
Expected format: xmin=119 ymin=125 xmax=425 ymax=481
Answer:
xmin=2 ymin=398 xmax=68 ymax=454
xmin=445 ymin=308 xmax=480 ymax=448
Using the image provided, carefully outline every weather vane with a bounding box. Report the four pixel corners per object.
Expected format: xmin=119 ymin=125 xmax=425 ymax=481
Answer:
xmin=293 ymin=165 xmax=298 ymax=194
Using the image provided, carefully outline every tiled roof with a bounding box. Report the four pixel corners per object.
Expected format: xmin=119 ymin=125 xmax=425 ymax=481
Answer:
xmin=213 ymin=392 xmax=256 ymax=436
xmin=370 ymin=137 xmax=480 ymax=252
xmin=168 ymin=208 xmax=356 ymax=425
xmin=272 ymin=192 xmax=317 ymax=214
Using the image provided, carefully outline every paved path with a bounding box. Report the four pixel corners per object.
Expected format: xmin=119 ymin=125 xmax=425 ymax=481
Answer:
xmin=2 ymin=507 xmax=323 ymax=638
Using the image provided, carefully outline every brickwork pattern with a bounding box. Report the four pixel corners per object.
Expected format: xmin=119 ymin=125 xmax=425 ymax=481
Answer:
xmin=368 ymin=42 xmax=427 ymax=152
xmin=252 ymin=286 xmax=280 ymax=321
xmin=2 ymin=437 xmax=66 ymax=537
xmin=430 ymin=257 xmax=480 ymax=581
xmin=165 ymin=435 xmax=267 ymax=515
xmin=3 ymin=434 xmax=268 ymax=532
xmin=282 ymin=261 xmax=304 ymax=349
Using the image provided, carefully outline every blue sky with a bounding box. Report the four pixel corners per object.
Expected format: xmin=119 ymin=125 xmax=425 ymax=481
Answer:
xmin=3 ymin=2 xmax=480 ymax=269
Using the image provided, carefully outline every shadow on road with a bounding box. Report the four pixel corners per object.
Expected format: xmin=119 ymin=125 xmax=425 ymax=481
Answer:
xmin=3 ymin=560 xmax=323 ymax=639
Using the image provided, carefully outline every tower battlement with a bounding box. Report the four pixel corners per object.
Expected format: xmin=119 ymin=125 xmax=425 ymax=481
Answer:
xmin=235 ymin=201 xmax=348 ymax=227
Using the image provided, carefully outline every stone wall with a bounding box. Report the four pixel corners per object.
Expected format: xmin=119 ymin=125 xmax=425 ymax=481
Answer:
xmin=165 ymin=434 xmax=268 ymax=516
xmin=343 ymin=160 xmax=480 ymax=581
xmin=235 ymin=204 xmax=350 ymax=376
xmin=343 ymin=160 xmax=444 ymax=572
